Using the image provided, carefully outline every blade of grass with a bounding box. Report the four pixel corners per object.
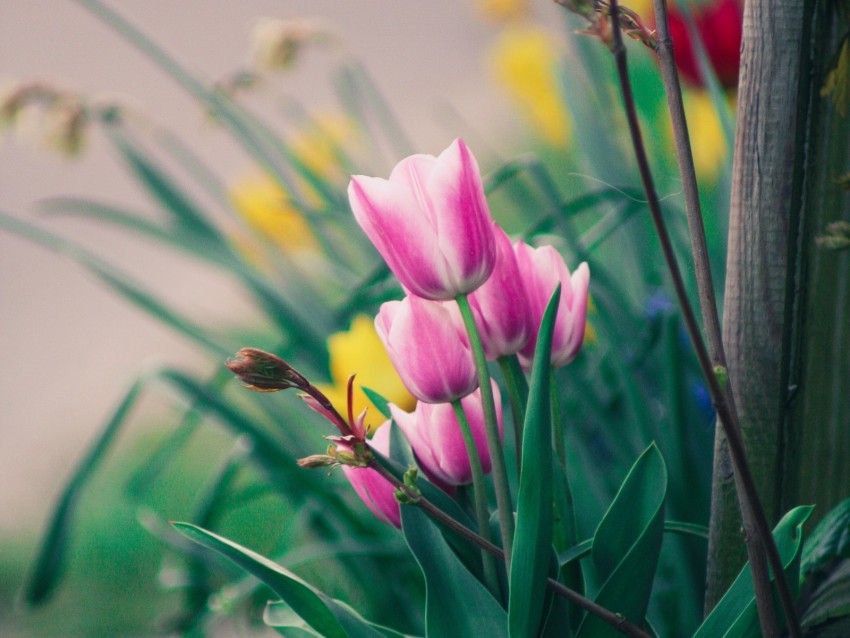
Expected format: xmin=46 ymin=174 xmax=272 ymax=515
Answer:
xmin=21 ymin=378 xmax=145 ymax=605
xmin=0 ymin=210 xmax=230 ymax=357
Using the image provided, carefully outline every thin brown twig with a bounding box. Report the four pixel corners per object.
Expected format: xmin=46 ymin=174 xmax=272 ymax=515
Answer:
xmin=368 ymin=458 xmax=652 ymax=638
xmin=606 ymin=1 xmax=801 ymax=635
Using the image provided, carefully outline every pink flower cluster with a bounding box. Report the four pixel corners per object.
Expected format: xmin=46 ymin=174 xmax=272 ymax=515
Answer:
xmin=343 ymin=139 xmax=590 ymax=526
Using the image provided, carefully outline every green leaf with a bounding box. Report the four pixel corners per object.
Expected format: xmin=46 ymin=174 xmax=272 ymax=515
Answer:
xmin=384 ymin=425 xmax=483 ymax=580
xmin=265 ymin=601 xmax=410 ymax=638
xmin=362 ymin=387 xmax=391 ymax=419
xmin=0 ymin=211 xmax=230 ymax=357
xmin=822 ymin=36 xmax=850 ymax=117
xmin=22 ymin=378 xmax=145 ymax=604
xmin=577 ymin=443 xmax=667 ymax=638
xmin=400 ymin=505 xmax=508 ymax=638
xmin=509 ymin=285 xmax=560 ymax=638
xmin=801 ymin=560 xmax=850 ymax=629
xmin=803 ymin=497 xmax=850 ymax=578
xmin=693 ymin=505 xmax=814 ymax=638
xmin=174 ymin=523 xmax=387 ymax=638
xmin=107 ymin=129 xmax=223 ymax=243
xmin=557 ymin=521 xmax=708 ymax=568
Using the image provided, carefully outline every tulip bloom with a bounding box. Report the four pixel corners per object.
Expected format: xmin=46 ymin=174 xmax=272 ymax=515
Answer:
xmin=341 ymin=423 xmax=400 ymax=528
xmin=348 ymin=138 xmax=496 ymax=300
xmin=462 ymin=222 xmax=532 ymax=360
xmin=391 ymin=382 xmax=503 ymax=488
xmin=665 ymin=0 xmax=743 ymax=89
xmin=376 ymin=295 xmax=478 ymax=403
xmin=515 ymin=241 xmax=590 ymax=368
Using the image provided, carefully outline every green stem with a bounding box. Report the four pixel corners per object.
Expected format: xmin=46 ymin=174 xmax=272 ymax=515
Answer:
xmin=451 ymin=400 xmax=500 ymax=597
xmin=551 ymin=375 xmax=566 ymax=470
xmin=367 ymin=459 xmax=652 ymax=638
xmin=498 ymin=355 xmax=529 ymax=470
xmin=456 ymin=294 xmax=515 ymax=567
xmin=549 ymin=375 xmax=584 ymax=628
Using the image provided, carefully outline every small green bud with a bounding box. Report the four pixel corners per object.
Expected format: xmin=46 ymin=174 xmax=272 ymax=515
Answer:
xmin=713 ymin=365 xmax=729 ymax=391
xmin=403 ymin=467 xmax=419 ymax=490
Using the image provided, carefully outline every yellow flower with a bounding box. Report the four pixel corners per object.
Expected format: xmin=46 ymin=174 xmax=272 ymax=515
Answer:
xmin=229 ymin=113 xmax=357 ymax=256
xmin=488 ymin=25 xmax=571 ymax=147
xmin=475 ymin=0 xmax=531 ymax=22
xmin=317 ymin=315 xmax=416 ymax=433
xmin=229 ymin=173 xmax=319 ymax=253
xmin=678 ymin=90 xmax=731 ymax=182
xmin=292 ymin=114 xmax=353 ymax=175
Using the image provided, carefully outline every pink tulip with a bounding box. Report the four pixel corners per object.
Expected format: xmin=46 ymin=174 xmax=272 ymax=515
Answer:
xmin=390 ymin=382 xmax=503 ymax=487
xmin=514 ymin=241 xmax=590 ymax=368
xmin=348 ymin=138 xmax=496 ymax=301
xmin=341 ymin=422 xmax=400 ymax=528
xmin=463 ymin=223 xmax=532 ymax=360
xmin=375 ymin=295 xmax=478 ymax=403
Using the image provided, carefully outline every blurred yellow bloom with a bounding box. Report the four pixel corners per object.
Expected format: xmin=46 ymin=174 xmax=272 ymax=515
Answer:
xmin=290 ymin=114 xmax=354 ymax=180
xmin=622 ymin=0 xmax=653 ymax=21
xmin=229 ymin=113 xmax=356 ymax=255
xmin=230 ymin=173 xmax=319 ymax=253
xmin=679 ymin=90 xmax=729 ymax=182
xmin=488 ymin=25 xmax=571 ymax=147
xmin=318 ymin=315 xmax=417 ymax=433
xmin=583 ymin=294 xmax=598 ymax=347
xmin=475 ymin=0 xmax=531 ymax=22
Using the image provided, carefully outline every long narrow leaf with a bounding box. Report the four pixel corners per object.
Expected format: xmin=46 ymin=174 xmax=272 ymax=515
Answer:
xmin=509 ymin=285 xmax=561 ymax=637
xmin=400 ymin=504 xmax=508 ymax=638
xmin=577 ymin=444 xmax=667 ymax=638
xmin=0 ymin=210 xmax=230 ymax=357
xmin=694 ymin=506 xmax=814 ymax=637
xmin=22 ymin=378 xmax=145 ymax=604
xmin=173 ymin=523 xmax=386 ymax=638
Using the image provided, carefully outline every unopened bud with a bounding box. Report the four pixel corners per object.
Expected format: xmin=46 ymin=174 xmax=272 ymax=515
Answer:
xmin=250 ymin=17 xmax=331 ymax=71
xmin=226 ymin=347 xmax=310 ymax=392
xmin=45 ymin=97 xmax=86 ymax=156
xmin=713 ymin=365 xmax=729 ymax=391
xmin=297 ymin=454 xmax=337 ymax=469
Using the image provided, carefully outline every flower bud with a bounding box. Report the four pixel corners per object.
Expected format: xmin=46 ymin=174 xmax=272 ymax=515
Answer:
xmin=341 ymin=423 xmax=401 ymax=527
xmin=226 ymin=348 xmax=310 ymax=392
xmin=375 ymin=296 xmax=478 ymax=404
xmin=463 ymin=223 xmax=532 ymax=359
xmin=349 ymin=138 xmax=496 ymax=300
xmin=514 ymin=242 xmax=590 ymax=368
xmin=390 ymin=382 xmax=503 ymax=488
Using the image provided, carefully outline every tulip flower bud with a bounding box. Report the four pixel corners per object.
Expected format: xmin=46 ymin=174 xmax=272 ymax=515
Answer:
xmin=348 ymin=138 xmax=496 ymax=300
xmin=341 ymin=423 xmax=401 ymax=528
xmin=226 ymin=347 xmax=311 ymax=392
xmin=390 ymin=382 xmax=503 ymax=488
xmin=462 ymin=223 xmax=532 ymax=360
xmin=375 ymin=296 xmax=478 ymax=404
xmin=514 ymin=242 xmax=590 ymax=368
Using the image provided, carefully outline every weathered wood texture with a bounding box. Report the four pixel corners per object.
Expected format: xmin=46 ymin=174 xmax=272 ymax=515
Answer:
xmin=705 ymin=0 xmax=806 ymax=610
xmin=781 ymin=11 xmax=850 ymax=527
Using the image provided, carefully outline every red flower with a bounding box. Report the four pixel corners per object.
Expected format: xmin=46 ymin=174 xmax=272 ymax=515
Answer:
xmin=665 ymin=0 xmax=743 ymax=88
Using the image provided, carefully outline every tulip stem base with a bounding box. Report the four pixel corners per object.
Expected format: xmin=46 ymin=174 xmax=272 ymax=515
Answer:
xmin=451 ymin=400 xmax=500 ymax=597
xmin=456 ymin=293 xmax=515 ymax=568
xmin=498 ymin=355 xmax=528 ymax=473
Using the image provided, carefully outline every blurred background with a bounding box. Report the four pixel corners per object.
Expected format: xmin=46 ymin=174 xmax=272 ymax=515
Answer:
xmin=0 ymin=0 xmax=735 ymax=635
xmin=0 ymin=1 xmax=563 ymax=635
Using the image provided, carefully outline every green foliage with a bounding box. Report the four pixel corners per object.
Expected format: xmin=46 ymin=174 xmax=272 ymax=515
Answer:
xmin=693 ymin=506 xmax=813 ymax=637
xmin=509 ymin=287 xmax=559 ymax=638
xmin=3 ymin=1 xmax=753 ymax=636
xmin=577 ymin=444 xmax=667 ymax=637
